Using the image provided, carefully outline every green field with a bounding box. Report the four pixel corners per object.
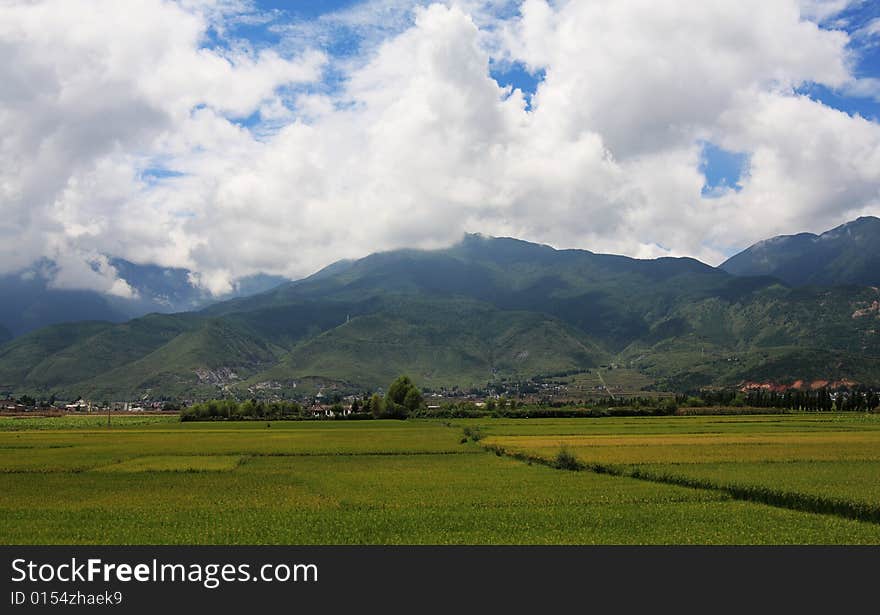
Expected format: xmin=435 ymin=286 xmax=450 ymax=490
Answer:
xmin=1 ymin=414 xmax=879 ymax=544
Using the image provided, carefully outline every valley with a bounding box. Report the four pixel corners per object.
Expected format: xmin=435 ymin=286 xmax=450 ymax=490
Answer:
xmin=2 ymin=413 xmax=880 ymax=544
xmin=2 ymin=221 xmax=879 ymax=402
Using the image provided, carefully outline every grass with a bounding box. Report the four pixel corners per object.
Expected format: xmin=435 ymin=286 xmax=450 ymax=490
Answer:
xmin=481 ymin=431 xmax=880 ymax=464
xmin=474 ymin=413 xmax=880 ymax=526
xmin=477 ymin=414 xmax=880 ymax=467
xmin=2 ymin=414 xmax=880 ymax=544
xmin=0 ymin=420 xmax=471 ymax=472
xmin=0 ymin=415 xmax=177 ymax=431
xmin=631 ymin=461 xmax=880 ymax=519
xmin=4 ymin=454 xmax=880 ymax=544
xmin=463 ymin=413 xmax=880 ymax=436
xmin=93 ymin=455 xmax=244 ymax=472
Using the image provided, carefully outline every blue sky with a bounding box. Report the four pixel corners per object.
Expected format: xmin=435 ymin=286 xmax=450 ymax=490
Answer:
xmin=700 ymin=143 xmax=750 ymax=197
xmin=254 ymin=0 xmax=362 ymax=18
xmin=708 ymin=2 xmax=878 ymax=197
xmin=797 ymin=1 xmax=880 ymax=119
xmin=491 ymin=62 xmax=544 ymax=110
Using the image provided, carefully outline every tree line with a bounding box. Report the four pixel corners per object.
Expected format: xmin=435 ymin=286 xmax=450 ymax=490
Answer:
xmin=180 ymin=375 xmax=426 ymax=421
xmin=741 ymin=388 xmax=879 ymax=412
xmin=170 ymin=380 xmax=880 ymax=422
xmin=181 ymin=399 xmax=306 ymax=421
xmin=678 ymin=387 xmax=880 ymax=412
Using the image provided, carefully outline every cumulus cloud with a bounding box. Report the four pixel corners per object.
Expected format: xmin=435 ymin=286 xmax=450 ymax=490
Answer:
xmin=0 ymin=0 xmax=324 ymax=292
xmin=708 ymin=91 xmax=880 ymax=243
xmin=1 ymin=0 xmax=879 ymax=296
xmin=797 ymin=0 xmax=862 ymax=24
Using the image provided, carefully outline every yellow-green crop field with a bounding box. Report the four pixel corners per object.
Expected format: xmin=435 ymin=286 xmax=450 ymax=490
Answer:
xmin=1 ymin=413 xmax=879 ymax=544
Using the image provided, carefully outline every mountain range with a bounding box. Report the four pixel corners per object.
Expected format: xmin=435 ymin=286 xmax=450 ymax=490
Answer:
xmin=1 ymin=217 xmax=879 ymax=399
xmin=721 ymin=216 xmax=880 ymax=287
xmin=0 ymin=259 xmax=287 ymax=338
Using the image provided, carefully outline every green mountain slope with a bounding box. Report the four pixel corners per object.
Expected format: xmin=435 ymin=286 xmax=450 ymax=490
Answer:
xmin=249 ymin=298 xmax=607 ymax=391
xmin=0 ymin=321 xmax=114 ymax=389
xmin=75 ymin=318 xmax=285 ymax=400
xmin=2 ymin=229 xmax=879 ymax=399
xmin=208 ymin=234 xmax=748 ymax=351
xmin=622 ymin=285 xmax=880 ymax=389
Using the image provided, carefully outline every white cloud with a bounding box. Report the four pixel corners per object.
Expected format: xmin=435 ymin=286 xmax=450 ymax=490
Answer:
xmin=708 ymin=91 xmax=880 ymax=245
xmin=506 ymin=0 xmax=850 ymax=158
xmin=1 ymin=0 xmax=879 ymax=298
xmin=797 ymin=0 xmax=862 ymax=23
xmin=48 ymin=253 xmax=137 ymax=299
xmin=0 ymin=0 xmax=323 ymax=290
xmin=842 ymin=77 xmax=880 ymax=101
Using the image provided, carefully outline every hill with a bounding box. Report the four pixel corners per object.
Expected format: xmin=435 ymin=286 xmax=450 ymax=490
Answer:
xmin=1 ymin=232 xmax=879 ymax=398
xmin=721 ymin=216 xmax=880 ymax=287
xmin=0 ymin=272 xmax=131 ymax=338
xmin=0 ymin=259 xmax=287 ymax=339
xmin=0 ymin=325 xmax=11 ymax=346
xmin=248 ymin=297 xmax=607 ymax=392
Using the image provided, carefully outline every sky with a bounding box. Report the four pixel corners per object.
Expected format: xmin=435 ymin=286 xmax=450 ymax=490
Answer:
xmin=2 ymin=0 xmax=880 ymax=297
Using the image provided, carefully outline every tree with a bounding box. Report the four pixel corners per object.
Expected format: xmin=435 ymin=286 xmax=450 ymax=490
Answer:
xmin=387 ymin=376 xmax=415 ymax=406
xmin=16 ymin=395 xmax=36 ymax=408
xmin=403 ymin=387 xmax=424 ymax=412
xmin=368 ymin=393 xmax=384 ymax=418
xmin=384 ymin=375 xmax=423 ymax=418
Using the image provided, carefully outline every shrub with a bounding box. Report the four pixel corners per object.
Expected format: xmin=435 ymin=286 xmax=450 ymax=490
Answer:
xmin=554 ymin=446 xmax=581 ymax=471
xmin=462 ymin=426 xmax=484 ymax=442
xmin=483 ymin=443 xmax=506 ymax=456
xmin=368 ymin=393 xmax=384 ymax=418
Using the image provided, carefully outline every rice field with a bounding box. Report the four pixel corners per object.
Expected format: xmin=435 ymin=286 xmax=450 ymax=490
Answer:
xmin=479 ymin=413 xmax=880 ymax=526
xmin=0 ymin=414 xmax=177 ymax=431
xmin=1 ymin=413 xmax=879 ymax=544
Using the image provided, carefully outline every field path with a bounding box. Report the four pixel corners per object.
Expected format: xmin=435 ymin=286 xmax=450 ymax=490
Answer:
xmin=479 ymin=440 xmax=880 ymax=526
xmin=596 ymin=370 xmax=615 ymax=400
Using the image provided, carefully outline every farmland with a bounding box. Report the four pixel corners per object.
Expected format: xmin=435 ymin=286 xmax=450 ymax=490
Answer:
xmin=1 ymin=414 xmax=880 ymax=544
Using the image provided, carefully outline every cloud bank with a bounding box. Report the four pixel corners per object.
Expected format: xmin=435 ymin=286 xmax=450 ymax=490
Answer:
xmin=1 ymin=0 xmax=878 ymax=295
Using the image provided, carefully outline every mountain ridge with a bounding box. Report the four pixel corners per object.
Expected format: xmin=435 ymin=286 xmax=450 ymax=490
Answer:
xmin=0 ymin=259 xmax=289 ymax=338
xmin=1 ymin=224 xmax=879 ymax=399
xmin=721 ymin=216 xmax=880 ymax=287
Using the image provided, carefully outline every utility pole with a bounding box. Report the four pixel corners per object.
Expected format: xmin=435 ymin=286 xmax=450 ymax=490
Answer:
xmin=107 ymin=402 xmax=111 ymax=428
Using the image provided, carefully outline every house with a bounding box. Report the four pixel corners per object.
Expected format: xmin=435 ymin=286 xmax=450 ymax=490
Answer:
xmin=65 ymin=399 xmax=88 ymax=412
xmin=1 ymin=399 xmax=25 ymax=411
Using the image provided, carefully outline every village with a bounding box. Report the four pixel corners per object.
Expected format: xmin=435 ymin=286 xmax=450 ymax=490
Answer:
xmin=3 ymin=369 xmax=877 ymax=417
xmin=0 ymin=376 xmax=608 ymax=418
xmin=0 ymin=397 xmax=174 ymax=415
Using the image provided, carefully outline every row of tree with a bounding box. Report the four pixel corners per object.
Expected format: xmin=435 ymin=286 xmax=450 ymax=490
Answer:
xmin=180 ymin=375 xmax=427 ymax=421
xmin=678 ymin=387 xmax=880 ymax=412
xmin=180 ymin=399 xmax=306 ymax=421
xmin=741 ymin=388 xmax=879 ymax=412
xmin=362 ymin=375 xmax=425 ymax=418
